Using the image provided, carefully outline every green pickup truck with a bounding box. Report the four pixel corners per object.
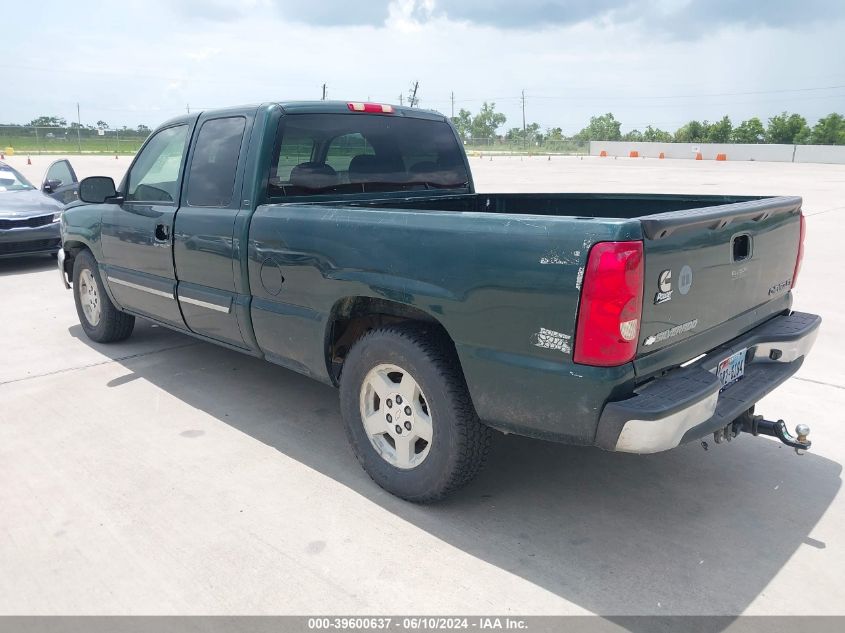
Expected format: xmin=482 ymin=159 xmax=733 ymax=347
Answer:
xmin=58 ymin=101 xmax=820 ymax=501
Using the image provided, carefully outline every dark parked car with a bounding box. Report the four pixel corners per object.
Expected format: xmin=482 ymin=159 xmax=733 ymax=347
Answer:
xmin=0 ymin=159 xmax=78 ymax=258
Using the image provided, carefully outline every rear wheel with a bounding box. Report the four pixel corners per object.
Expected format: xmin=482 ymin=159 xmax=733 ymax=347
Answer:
xmin=340 ymin=323 xmax=491 ymax=502
xmin=72 ymin=249 xmax=135 ymax=343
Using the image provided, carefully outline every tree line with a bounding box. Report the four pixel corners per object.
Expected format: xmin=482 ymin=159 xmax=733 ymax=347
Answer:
xmin=450 ymin=104 xmax=845 ymax=145
xmin=10 ymin=108 xmax=845 ymax=146
xmin=2 ymin=116 xmax=151 ymax=137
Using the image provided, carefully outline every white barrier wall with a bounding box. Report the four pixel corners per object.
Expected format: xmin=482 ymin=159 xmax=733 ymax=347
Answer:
xmin=589 ymin=141 xmax=845 ymax=164
xmin=794 ymin=144 xmax=845 ymax=164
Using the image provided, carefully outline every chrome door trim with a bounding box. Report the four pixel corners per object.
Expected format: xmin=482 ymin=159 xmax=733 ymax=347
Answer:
xmin=179 ymin=294 xmax=231 ymax=314
xmin=107 ymin=276 xmax=175 ymax=299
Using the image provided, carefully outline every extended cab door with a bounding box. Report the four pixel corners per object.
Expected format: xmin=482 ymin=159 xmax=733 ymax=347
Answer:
xmin=100 ymin=122 xmax=193 ymax=328
xmin=173 ymin=114 xmax=252 ymax=348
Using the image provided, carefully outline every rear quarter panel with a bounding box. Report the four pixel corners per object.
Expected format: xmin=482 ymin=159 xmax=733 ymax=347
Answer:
xmin=247 ymin=203 xmax=641 ymax=442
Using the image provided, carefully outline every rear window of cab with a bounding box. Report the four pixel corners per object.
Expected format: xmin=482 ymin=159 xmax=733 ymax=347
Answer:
xmin=268 ymin=113 xmax=469 ymax=198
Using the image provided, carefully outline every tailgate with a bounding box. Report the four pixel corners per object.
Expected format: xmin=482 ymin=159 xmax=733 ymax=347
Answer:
xmin=637 ymin=196 xmax=803 ymax=356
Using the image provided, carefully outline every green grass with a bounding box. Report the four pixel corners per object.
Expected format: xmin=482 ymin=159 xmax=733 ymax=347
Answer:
xmin=463 ymin=139 xmax=589 ymax=155
xmin=0 ymin=134 xmax=590 ymax=157
xmin=0 ymin=134 xmax=147 ymax=155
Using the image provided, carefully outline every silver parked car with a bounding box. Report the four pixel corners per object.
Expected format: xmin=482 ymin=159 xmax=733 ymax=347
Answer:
xmin=0 ymin=159 xmax=78 ymax=258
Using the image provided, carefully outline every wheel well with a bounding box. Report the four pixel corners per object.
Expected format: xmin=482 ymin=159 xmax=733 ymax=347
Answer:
xmin=60 ymin=241 xmax=89 ymax=280
xmin=326 ymin=296 xmax=451 ymax=383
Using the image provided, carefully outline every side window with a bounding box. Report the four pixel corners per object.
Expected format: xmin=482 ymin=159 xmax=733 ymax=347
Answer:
xmin=186 ymin=117 xmax=246 ymax=207
xmin=325 ymin=133 xmax=374 ymax=173
xmin=45 ymin=160 xmax=76 ymax=186
xmin=126 ymin=125 xmax=189 ymax=203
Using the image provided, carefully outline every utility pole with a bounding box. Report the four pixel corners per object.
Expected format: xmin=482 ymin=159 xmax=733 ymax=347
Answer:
xmin=321 ymin=83 xmax=327 ymax=100
xmin=521 ymin=89 xmax=526 ymax=152
xmin=399 ymin=93 xmax=404 ymax=106
xmin=409 ymin=81 xmax=419 ymax=108
xmin=186 ymin=104 xmax=190 ymax=114
xmin=76 ymin=102 xmax=82 ymax=154
xmin=450 ymin=91 xmax=455 ymax=118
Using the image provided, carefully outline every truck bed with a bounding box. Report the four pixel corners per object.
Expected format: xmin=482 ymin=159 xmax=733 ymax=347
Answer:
xmin=331 ymin=191 xmax=768 ymax=219
xmin=320 ymin=191 xmax=803 ymax=362
xmin=249 ymin=190 xmax=802 ymax=443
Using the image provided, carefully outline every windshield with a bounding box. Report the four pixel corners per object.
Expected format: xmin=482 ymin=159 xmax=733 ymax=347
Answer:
xmin=269 ymin=113 xmax=469 ymax=197
xmin=0 ymin=164 xmax=35 ymax=192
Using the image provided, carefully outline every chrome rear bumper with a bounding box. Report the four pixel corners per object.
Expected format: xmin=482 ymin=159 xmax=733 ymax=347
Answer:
xmin=595 ymin=312 xmax=821 ymax=453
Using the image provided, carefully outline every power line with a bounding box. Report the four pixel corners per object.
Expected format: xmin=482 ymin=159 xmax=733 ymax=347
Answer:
xmin=530 ymin=84 xmax=845 ymax=101
xmin=421 ymin=83 xmax=845 ymax=106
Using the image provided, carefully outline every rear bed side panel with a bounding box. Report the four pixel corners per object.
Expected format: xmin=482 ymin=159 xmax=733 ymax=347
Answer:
xmin=247 ymin=203 xmax=641 ymax=443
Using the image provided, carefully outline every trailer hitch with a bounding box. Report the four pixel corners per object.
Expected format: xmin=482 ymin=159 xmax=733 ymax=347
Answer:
xmin=737 ymin=410 xmax=811 ymax=454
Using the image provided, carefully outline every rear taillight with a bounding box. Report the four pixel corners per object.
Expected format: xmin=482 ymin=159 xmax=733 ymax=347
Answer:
xmin=347 ymin=102 xmax=395 ymax=114
xmin=792 ymin=212 xmax=806 ymax=290
xmin=574 ymin=241 xmax=644 ymax=367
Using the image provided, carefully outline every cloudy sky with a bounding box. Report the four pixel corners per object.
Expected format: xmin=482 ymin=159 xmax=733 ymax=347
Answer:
xmin=2 ymin=0 xmax=845 ymax=134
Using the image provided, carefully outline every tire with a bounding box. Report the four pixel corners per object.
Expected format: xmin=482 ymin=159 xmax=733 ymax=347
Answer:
xmin=72 ymin=249 xmax=135 ymax=343
xmin=339 ymin=323 xmax=492 ymax=502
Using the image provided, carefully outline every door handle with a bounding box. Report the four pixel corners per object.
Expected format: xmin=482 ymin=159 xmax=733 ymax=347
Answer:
xmin=154 ymin=224 xmax=170 ymax=242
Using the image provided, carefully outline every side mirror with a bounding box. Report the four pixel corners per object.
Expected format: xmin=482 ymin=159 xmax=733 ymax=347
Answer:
xmin=79 ymin=176 xmax=122 ymax=204
xmin=43 ymin=178 xmax=62 ymax=193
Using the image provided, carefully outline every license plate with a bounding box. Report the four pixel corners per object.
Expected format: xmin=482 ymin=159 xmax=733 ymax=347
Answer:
xmin=716 ymin=348 xmax=746 ymax=390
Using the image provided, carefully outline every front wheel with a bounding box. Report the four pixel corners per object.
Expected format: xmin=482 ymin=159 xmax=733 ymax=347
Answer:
xmin=339 ymin=324 xmax=491 ymax=502
xmin=72 ymin=249 xmax=135 ymax=343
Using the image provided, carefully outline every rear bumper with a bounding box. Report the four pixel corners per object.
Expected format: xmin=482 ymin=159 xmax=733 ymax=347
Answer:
xmin=0 ymin=223 xmax=61 ymax=258
xmin=595 ymin=311 xmax=821 ymax=453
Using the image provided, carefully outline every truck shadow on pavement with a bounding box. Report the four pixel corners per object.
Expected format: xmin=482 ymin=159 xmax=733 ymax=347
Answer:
xmin=70 ymin=321 xmax=841 ymax=623
xmin=0 ymin=255 xmax=56 ymax=277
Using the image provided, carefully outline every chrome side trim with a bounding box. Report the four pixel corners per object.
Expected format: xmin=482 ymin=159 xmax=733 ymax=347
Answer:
xmin=179 ymin=295 xmax=231 ymax=313
xmin=107 ymin=276 xmax=174 ymax=299
xmin=57 ymin=248 xmax=69 ymax=289
xmin=615 ymin=391 xmax=719 ymax=454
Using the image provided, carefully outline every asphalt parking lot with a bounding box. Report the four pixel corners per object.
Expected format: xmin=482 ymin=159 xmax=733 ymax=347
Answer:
xmin=1 ymin=154 xmax=843 ymax=616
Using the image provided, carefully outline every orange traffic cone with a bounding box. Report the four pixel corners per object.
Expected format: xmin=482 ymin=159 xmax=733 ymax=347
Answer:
xmin=600 ymin=150 xmax=608 ymax=157
xmin=27 ymin=155 xmax=32 ymax=165
xmin=695 ymin=152 xmax=703 ymax=160
xmin=629 ymin=150 xmax=639 ymax=158
xmin=659 ymin=152 xmax=665 ymax=159
xmin=716 ymin=153 xmax=727 ymax=161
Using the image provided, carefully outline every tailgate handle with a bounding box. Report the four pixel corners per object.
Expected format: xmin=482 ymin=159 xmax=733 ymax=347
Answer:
xmin=732 ymin=234 xmax=751 ymax=262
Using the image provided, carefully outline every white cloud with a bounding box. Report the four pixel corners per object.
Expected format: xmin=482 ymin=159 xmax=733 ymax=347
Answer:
xmin=187 ymin=47 xmax=223 ymax=62
xmin=2 ymin=0 xmax=843 ymax=134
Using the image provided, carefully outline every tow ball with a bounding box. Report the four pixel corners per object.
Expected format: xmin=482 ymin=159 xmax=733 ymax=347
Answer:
xmin=736 ymin=410 xmax=812 ymax=455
